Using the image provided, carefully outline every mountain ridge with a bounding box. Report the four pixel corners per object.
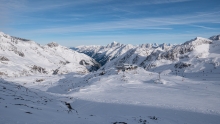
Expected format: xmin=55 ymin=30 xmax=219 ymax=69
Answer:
xmin=73 ymin=34 xmax=220 ymax=74
xmin=0 ymin=32 xmax=100 ymax=77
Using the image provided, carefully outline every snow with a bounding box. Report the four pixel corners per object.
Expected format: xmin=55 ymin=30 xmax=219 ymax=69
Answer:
xmin=1 ymin=31 xmax=220 ymax=124
xmin=1 ymin=67 xmax=220 ymax=124
xmin=0 ymin=32 xmax=100 ymax=77
xmin=73 ymin=41 xmax=135 ymax=65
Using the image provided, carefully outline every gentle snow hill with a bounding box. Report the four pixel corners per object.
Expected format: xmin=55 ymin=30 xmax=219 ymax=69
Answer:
xmin=0 ymin=32 xmax=100 ymax=77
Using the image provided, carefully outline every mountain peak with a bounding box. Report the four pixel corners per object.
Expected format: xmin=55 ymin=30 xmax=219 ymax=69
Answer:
xmin=106 ymin=41 xmax=120 ymax=48
xmin=183 ymin=37 xmax=212 ymax=45
xmin=111 ymin=41 xmax=119 ymax=45
xmin=209 ymin=34 xmax=220 ymax=40
xmin=47 ymin=42 xmax=59 ymax=47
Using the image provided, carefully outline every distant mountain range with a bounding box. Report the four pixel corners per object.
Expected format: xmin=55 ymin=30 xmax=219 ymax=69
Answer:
xmin=72 ymin=34 xmax=220 ymax=73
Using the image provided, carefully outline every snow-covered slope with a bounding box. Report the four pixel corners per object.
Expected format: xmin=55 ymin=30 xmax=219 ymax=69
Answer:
xmin=1 ymin=32 xmax=220 ymax=124
xmin=74 ymin=35 xmax=220 ymax=75
xmin=72 ymin=41 xmax=135 ymax=65
xmin=2 ymin=66 xmax=220 ymax=124
xmin=88 ymin=35 xmax=219 ymax=76
xmin=0 ymin=32 xmax=100 ymax=77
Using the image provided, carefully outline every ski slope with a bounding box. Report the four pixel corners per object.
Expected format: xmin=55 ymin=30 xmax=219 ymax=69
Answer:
xmin=1 ymin=67 xmax=220 ymax=124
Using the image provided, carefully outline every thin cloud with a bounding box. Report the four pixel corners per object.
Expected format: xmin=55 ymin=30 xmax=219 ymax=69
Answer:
xmin=20 ymin=11 xmax=219 ymax=34
xmin=190 ymin=24 xmax=216 ymax=30
xmin=134 ymin=0 xmax=192 ymax=5
xmin=58 ymin=32 xmax=220 ymax=47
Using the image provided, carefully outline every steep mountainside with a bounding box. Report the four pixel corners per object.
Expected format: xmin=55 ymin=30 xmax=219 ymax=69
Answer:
xmin=74 ymin=35 xmax=220 ymax=74
xmin=72 ymin=41 xmax=135 ymax=65
xmin=0 ymin=32 xmax=100 ymax=77
xmin=104 ymin=36 xmax=220 ymax=74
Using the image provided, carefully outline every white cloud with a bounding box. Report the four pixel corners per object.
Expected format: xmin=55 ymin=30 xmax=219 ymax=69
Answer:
xmin=19 ymin=10 xmax=219 ymax=35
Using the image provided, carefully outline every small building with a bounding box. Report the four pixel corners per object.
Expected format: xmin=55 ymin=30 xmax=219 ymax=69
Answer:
xmin=116 ymin=63 xmax=138 ymax=71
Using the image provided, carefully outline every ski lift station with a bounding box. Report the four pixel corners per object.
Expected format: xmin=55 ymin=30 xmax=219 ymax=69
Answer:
xmin=116 ymin=63 xmax=138 ymax=71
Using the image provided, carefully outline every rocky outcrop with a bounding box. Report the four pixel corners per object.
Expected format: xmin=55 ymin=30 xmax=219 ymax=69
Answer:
xmin=47 ymin=42 xmax=59 ymax=47
xmin=79 ymin=59 xmax=101 ymax=71
xmin=31 ymin=65 xmax=48 ymax=74
xmin=14 ymin=50 xmax=25 ymax=57
xmin=174 ymin=62 xmax=191 ymax=69
xmin=209 ymin=34 xmax=220 ymax=41
xmin=59 ymin=61 xmax=70 ymax=65
xmin=79 ymin=60 xmax=90 ymax=65
xmin=0 ymin=56 xmax=9 ymax=61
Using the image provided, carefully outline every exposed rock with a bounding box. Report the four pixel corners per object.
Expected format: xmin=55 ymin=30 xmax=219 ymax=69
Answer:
xmin=184 ymin=37 xmax=212 ymax=46
xmin=79 ymin=60 xmax=90 ymax=65
xmin=209 ymin=34 xmax=220 ymax=40
xmin=11 ymin=36 xmax=30 ymax=42
xmin=73 ymin=42 xmax=134 ymax=66
xmin=14 ymin=50 xmax=25 ymax=57
xmin=36 ymin=79 xmax=44 ymax=82
xmin=174 ymin=62 xmax=191 ymax=69
xmin=0 ymin=31 xmax=101 ymax=77
xmin=80 ymin=60 xmax=101 ymax=71
xmin=0 ymin=56 xmax=9 ymax=61
xmin=0 ymin=72 xmax=7 ymax=76
xmin=59 ymin=61 xmax=70 ymax=65
xmin=53 ymin=69 xmax=59 ymax=75
xmin=47 ymin=42 xmax=59 ymax=47
xmin=31 ymin=65 xmax=47 ymax=74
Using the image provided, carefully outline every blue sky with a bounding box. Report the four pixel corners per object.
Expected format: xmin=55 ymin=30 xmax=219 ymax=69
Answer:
xmin=0 ymin=0 xmax=220 ymax=47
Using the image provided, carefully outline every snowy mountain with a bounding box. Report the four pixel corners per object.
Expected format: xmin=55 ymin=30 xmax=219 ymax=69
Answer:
xmin=74 ymin=35 xmax=220 ymax=75
xmin=0 ymin=32 xmax=100 ymax=77
xmin=103 ymin=36 xmax=220 ymax=74
xmin=71 ymin=41 xmax=135 ymax=65
xmin=1 ymin=32 xmax=220 ymax=124
xmin=209 ymin=34 xmax=220 ymax=41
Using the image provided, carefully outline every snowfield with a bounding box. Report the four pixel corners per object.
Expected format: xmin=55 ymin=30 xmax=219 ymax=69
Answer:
xmin=1 ymin=32 xmax=220 ymax=124
xmin=1 ymin=67 xmax=220 ymax=124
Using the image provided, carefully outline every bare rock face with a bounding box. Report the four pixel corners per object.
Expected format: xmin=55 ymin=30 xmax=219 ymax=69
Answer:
xmin=14 ymin=50 xmax=25 ymax=57
xmin=79 ymin=60 xmax=90 ymax=65
xmin=31 ymin=65 xmax=47 ymax=74
xmin=79 ymin=59 xmax=101 ymax=71
xmin=59 ymin=61 xmax=70 ymax=65
xmin=174 ymin=62 xmax=191 ymax=69
xmin=209 ymin=34 xmax=220 ymax=41
xmin=47 ymin=42 xmax=59 ymax=48
xmin=0 ymin=56 xmax=9 ymax=61
xmin=53 ymin=69 xmax=59 ymax=75
xmin=73 ymin=42 xmax=134 ymax=66
xmin=11 ymin=36 xmax=30 ymax=42
xmin=0 ymin=72 xmax=7 ymax=76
